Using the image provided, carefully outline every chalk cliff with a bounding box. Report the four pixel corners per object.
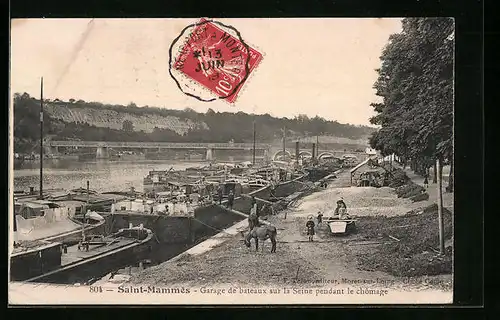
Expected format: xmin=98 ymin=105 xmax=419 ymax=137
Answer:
xmin=44 ymin=103 xmax=208 ymax=135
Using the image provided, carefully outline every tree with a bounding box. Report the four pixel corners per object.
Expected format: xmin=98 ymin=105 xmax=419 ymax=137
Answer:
xmin=368 ymin=18 xmax=454 ymax=255
xmin=369 ymin=18 xmax=454 ymax=191
xmin=122 ymin=120 xmax=134 ymax=132
xmin=13 ymin=92 xmax=55 ymax=144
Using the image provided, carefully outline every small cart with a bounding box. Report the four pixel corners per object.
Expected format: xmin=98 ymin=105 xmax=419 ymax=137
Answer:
xmin=324 ymin=213 xmax=357 ymax=235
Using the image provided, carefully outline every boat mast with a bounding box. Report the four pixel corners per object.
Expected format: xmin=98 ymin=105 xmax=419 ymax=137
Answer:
xmin=83 ymin=180 xmax=89 ymax=240
xmin=252 ymin=118 xmax=256 ymax=165
xmin=39 ymin=77 xmax=44 ymax=200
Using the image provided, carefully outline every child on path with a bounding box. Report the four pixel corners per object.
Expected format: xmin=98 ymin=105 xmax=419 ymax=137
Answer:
xmin=306 ymin=216 xmax=315 ymax=242
xmin=317 ymin=211 xmax=323 ymax=225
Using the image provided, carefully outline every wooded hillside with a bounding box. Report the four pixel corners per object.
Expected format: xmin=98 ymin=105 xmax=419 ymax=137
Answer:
xmin=13 ymin=93 xmax=375 ymax=152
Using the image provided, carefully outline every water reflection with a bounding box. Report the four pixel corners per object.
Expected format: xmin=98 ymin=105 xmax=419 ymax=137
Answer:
xmin=13 ymin=159 xmax=206 ymax=193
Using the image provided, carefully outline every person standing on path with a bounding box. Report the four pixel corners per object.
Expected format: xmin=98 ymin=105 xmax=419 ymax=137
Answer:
xmin=306 ymin=216 xmax=315 ymax=242
xmin=424 ymin=175 xmax=429 ymax=188
xmin=217 ymin=185 xmax=223 ymax=205
xmin=248 ymin=205 xmax=259 ymax=230
xmin=251 ymin=195 xmax=257 ymax=209
xmin=250 ymin=202 xmax=257 ymax=216
xmin=227 ymin=190 xmax=235 ymax=210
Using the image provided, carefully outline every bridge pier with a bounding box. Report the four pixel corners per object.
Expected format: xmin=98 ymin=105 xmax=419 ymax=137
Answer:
xmin=96 ymin=146 xmax=109 ymax=159
xmin=205 ymin=148 xmax=214 ymax=161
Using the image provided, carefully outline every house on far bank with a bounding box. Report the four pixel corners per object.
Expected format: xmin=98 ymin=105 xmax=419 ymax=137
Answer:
xmin=349 ymin=156 xmax=386 ymax=187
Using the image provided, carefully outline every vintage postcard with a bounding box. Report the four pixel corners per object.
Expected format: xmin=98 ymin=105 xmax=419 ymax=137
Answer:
xmin=9 ymin=18 xmax=454 ymax=305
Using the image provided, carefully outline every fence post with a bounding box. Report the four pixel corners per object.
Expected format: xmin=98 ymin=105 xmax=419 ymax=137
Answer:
xmin=436 ymin=158 xmax=445 ymax=254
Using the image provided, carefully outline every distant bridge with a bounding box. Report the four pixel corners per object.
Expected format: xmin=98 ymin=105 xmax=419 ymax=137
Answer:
xmin=47 ymin=140 xmax=272 ymax=160
xmin=48 ymin=140 xmax=272 ymax=150
xmin=46 ymin=140 xmax=369 ymax=161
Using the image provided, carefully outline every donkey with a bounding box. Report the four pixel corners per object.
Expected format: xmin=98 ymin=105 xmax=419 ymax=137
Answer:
xmin=244 ymin=225 xmax=277 ymax=253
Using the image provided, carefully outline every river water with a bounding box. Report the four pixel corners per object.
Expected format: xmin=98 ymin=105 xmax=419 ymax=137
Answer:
xmin=13 ymin=158 xmax=250 ymax=284
xmin=13 ymin=159 xmax=209 ymax=193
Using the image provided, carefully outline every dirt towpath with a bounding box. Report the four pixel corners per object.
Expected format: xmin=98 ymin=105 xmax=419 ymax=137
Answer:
xmin=131 ymin=169 xmax=451 ymax=295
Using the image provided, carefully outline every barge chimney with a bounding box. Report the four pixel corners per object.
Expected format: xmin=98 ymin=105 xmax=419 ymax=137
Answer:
xmin=295 ymin=141 xmax=300 ymax=160
xmin=282 ymin=126 xmax=286 ymax=161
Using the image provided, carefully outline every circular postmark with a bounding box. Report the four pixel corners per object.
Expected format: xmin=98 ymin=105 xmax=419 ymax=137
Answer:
xmin=169 ymin=18 xmax=263 ymax=103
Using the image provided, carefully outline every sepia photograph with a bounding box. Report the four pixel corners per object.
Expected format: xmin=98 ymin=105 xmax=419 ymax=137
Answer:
xmin=9 ymin=17 xmax=454 ymax=305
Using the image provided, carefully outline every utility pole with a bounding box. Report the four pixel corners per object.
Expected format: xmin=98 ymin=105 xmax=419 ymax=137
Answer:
xmin=436 ymin=158 xmax=445 ymax=254
xmin=39 ymin=77 xmax=44 ymax=200
xmin=252 ymin=119 xmax=256 ymax=165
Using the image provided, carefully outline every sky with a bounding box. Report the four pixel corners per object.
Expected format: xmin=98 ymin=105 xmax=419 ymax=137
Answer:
xmin=10 ymin=18 xmax=402 ymax=126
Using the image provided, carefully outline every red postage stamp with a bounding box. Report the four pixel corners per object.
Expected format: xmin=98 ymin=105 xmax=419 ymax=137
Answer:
xmin=170 ymin=18 xmax=263 ymax=103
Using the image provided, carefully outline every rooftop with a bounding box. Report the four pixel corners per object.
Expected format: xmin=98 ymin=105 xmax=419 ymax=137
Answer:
xmin=349 ymin=156 xmax=378 ymax=174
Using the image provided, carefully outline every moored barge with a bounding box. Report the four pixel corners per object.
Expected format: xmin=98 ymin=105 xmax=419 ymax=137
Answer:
xmin=11 ymin=225 xmax=155 ymax=284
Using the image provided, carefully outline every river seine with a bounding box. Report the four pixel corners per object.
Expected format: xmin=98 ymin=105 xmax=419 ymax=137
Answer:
xmin=13 ymin=159 xmax=208 ymax=193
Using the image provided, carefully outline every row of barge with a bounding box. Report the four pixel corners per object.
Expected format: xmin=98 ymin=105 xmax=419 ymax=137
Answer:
xmin=10 ymin=156 xmax=349 ymax=284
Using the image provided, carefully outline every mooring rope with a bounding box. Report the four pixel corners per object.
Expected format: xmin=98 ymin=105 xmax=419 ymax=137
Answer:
xmin=191 ymin=216 xmax=243 ymax=237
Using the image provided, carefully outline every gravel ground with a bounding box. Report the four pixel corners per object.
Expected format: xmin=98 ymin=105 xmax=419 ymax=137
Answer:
xmin=294 ymin=186 xmax=413 ymax=218
xmin=130 ymin=169 xmax=452 ymax=292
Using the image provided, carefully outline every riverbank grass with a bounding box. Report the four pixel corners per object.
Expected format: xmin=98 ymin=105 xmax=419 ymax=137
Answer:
xmin=353 ymin=204 xmax=453 ymax=277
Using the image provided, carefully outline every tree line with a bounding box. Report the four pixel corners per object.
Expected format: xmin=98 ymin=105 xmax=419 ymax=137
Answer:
xmin=368 ymin=18 xmax=454 ymax=191
xmin=13 ymin=93 xmax=375 ymax=152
